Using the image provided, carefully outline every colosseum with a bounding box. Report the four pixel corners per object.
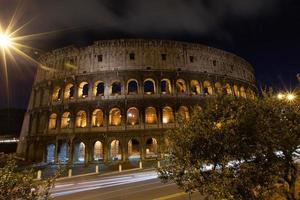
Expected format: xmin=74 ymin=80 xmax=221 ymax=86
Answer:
xmin=17 ymin=39 xmax=256 ymax=164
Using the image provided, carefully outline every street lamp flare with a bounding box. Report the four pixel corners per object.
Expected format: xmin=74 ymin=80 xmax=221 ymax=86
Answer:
xmin=0 ymin=33 xmax=11 ymax=48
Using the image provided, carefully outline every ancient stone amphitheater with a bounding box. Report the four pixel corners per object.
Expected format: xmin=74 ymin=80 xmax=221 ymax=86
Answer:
xmin=17 ymin=39 xmax=256 ymax=164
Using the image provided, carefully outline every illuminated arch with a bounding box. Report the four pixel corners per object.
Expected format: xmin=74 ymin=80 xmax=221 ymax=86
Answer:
xmin=127 ymin=79 xmax=138 ymax=95
xmin=176 ymin=79 xmax=186 ymax=93
xmin=161 ymin=79 xmax=172 ymax=94
xmin=92 ymin=109 xmax=104 ymax=127
xmin=144 ymin=78 xmax=156 ymax=94
xmin=78 ymin=82 xmax=89 ymax=98
xmin=93 ymin=81 xmax=104 ymax=96
xmin=52 ymin=86 xmax=62 ymax=101
xmin=61 ymin=112 xmax=71 ymax=129
xmin=233 ymin=85 xmax=240 ymax=97
xmin=162 ymin=106 xmax=174 ymax=124
xmin=111 ymin=81 xmax=121 ymax=95
xmin=178 ymin=106 xmax=190 ymax=121
xmin=240 ymin=86 xmax=247 ymax=98
xmin=145 ymin=107 xmax=157 ymax=124
xmin=48 ymin=113 xmax=57 ymax=130
xmin=145 ymin=138 xmax=158 ymax=158
xmin=215 ymin=82 xmax=222 ymax=95
xmin=127 ymin=107 xmax=139 ymax=125
xmin=75 ymin=110 xmax=87 ymax=128
xmin=110 ymin=140 xmax=121 ymax=160
xmin=225 ymin=83 xmax=232 ymax=95
xmin=46 ymin=144 xmax=55 ymax=163
xmin=203 ymin=80 xmax=213 ymax=95
xmin=109 ymin=108 xmax=122 ymax=126
xmin=64 ymin=83 xmax=74 ymax=99
xmin=128 ymin=139 xmax=140 ymax=159
xmin=190 ymin=80 xmax=201 ymax=95
xmin=74 ymin=142 xmax=85 ymax=163
xmin=94 ymin=141 xmax=103 ymax=161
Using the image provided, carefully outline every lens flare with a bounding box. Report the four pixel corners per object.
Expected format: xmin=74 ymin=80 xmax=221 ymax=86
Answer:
xmin=0 ymin=33 xmax=11 ymax=48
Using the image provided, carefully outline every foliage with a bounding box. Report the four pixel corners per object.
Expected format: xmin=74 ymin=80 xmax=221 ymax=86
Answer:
xmin=158 ymin=94 xmax=300 ymax=200
xmin=0 ymin=156 xmax=60 ymax=200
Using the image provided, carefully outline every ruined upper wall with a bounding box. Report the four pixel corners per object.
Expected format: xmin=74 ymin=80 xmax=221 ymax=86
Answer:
xmin=35 ymin=39 xmax=255 ymax=84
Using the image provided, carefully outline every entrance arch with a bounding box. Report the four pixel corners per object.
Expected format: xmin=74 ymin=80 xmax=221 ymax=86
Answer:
xmin=145 ymin=138 xmax=158 ymax=158
xmin=46 ymin=144 xmax=55 ymax=163
xmin=58 ymin=142 xmax=68 ymax=162
xmin=94 ymin=141 xmax=103 ymax=161
xmin=74 ymin=142 xmax=85 ymax=163
xmin=128 ymin=139 xmax=141 ymax=160
xmin=109 ymin=140 xmax=122 ymax=161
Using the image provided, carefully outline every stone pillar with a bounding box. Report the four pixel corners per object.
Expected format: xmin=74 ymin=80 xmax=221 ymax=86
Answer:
xmin=141 ymin=137 xmax=145 ymax=160
xmin=103 ymin=141 xmax=109 ymax=163
xmin=54 ymin=140 xmax=59 ymax=163
xmin=122 ymin=139 xmax=127 ymax=162
xmin=68 ymin=140 xmax=73 ymax=165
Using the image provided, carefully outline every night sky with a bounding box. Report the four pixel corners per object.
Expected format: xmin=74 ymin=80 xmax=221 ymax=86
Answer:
xmin=0 ymin=0 xmax=299 ymax=109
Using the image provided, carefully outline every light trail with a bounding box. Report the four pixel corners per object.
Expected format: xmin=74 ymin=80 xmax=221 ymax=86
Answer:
xmin=51 ymin=171 xmax=158 ymax=198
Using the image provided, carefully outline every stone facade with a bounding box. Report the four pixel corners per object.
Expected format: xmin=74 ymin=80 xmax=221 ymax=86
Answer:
xmin=17 ymin=39 xmax=256 ymax=164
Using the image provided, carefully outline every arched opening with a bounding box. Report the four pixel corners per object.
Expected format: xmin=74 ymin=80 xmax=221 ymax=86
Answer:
xmin=109 ymin=108 xmax=121 ymax=126
xmin=128 ymin=139 xmax=140 ymax=160
xmin=92 ymin=109 xmax=104 ymax=127
xmin=64 ymin=84 xmax=74 ymax=99
xmin=75 ymin=110 xmax=87 ymax=128
xmin=145 ymin=107 xmax=157 ymax=124
xmin=215 ymin=82 xmax=222 ymax=95
xmin=177 ymin=106 xmax=190 ymax=121
xmin=48 ymin=113 xmax=57 ymax=130
xmin=61 ymin=112 xmax=71 ymax=129
xmin=203 ymin=81 xmax=213 ymax=95
xmin=52 ymin=86 xmax=62 ymax=101
xmin=58 ymin=142 xmax=68 ymax=162
xmin=127 ymin=107 xmax=139 ymax=125
xmin=46 ymin=144 xmax=55 ymax=163
xmin=127 ymin=79 xmax=138 ymax=95
xmin=111 ymin=81 xmax=121 ymax=95
xmin=240 ymin=87 xmax=246 ymax=98
xmin=74 ymin=142 xmax=85 ymax=163
xmin=161 ymin=79 xmax=171 ymax=94
xmin=225 ymin=83 xmax=232 ymax=95
xmin=190 ymin=80 xmax=201 ymax=95
xmin=78 ymin=82 xmax=89 ymax=98
xmin=93 ymin=81 xmax=105 ymax=96
xmin=110 ymin=140 xmax=121 ymax=161
xmin=145 ymin=138 xmax=158 ymax=158
xmin=176 ymin=79 xmax=186 ymax=93
xmin=162 ymin=106 xmax=174 ymax=124
xmin=93 ymin=141 xmax=103 ymax=161
xmin=233 ymin=85 xmax=240 ymax=97
xmin=144 ymin=79 xmax=155 ymax=94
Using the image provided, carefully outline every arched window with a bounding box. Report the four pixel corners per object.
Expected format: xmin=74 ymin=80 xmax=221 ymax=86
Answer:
xmin=111 ymin=81 xmax=121 ymax=95
xmin=240 ymin=87 xmax=246 ymax=98
xmin=145 ymin=107 xmax=157 ymax=124
xmin=75 ymin=110 xmax=87 ymax=128
xmin=162 ymin=106 xmax=174 ymax=124
xmin=144 ymin=79 xmax=155 ymax=94
xmin=78 ymin=82 xmax=89 ymax=98
xmin=215 ymin=82 xmax=222 ymax=95
xmin=145 ymin=138 xmax=158 ymax=158
xmin=94 ymin=141 xmax=103 ymax=161
xmin=176 ymin=79 xmax=186 ymax=93
xmin=46 ymin=144 xmax=55 ymax=163
xmin=74 ymin=142 xmax=85 ymax=162
xmin=52 ymin=86 xmax=62 ymax=101
xmin=203 ymin=81 xmax=213 ymax=95
xmin=161 ymin=79 xmax=171 ymax=94
xmin=225 ymin=83 xmax=232 ymax=95
xmin=64 ymin=84 xmax=74 ymax=99
xmin=233 ymin=85 xmax=240 ymax=97
xmin=109 ymin=108 xmax=121 ymax=126
xmin=128 ymin=139 xmax=140 ymax=159
xmin=93 ymin=81 xmax=104 ymax=96
xmin=48 ymin=113 xmax=57 ymax=130
xmin=127 ymin=79 xmax=138 ymax=95
xmin=190 ymin=80 xmax=201 ymax=95
xmin=92 ymin=109 xmax=104 ymax=127
xmin=61 ymin=112 xmax=71 ymax=129
xmin=178 ymin=106 xmax=190 ymax=121
xmin=127 ymin=107 xmax=139 ymax=125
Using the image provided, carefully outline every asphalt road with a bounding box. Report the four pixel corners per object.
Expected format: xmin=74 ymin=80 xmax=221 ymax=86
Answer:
xmin=52 ymin=170 xmax=202 ymax=200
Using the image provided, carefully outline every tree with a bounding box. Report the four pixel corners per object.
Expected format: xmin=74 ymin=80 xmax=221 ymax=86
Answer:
xmin=0 ymin=156 xmax=60 ymax=200
xmin=158 ymin=94 xmax=300 ymax=200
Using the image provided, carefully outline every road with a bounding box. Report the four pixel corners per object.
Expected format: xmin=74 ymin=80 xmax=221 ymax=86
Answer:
xmin=52 ymin=170 xmax=202 ymax=200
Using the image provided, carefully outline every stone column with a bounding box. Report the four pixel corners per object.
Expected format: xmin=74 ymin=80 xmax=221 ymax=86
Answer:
xmin=68 ymin=139 xmax=73 ymax=165
xmin=54 ymin=140 xmax=59 ymax=163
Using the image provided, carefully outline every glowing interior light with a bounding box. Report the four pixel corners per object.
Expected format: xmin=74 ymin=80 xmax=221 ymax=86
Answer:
xmin=0 ymin=33 xmax=11 ymax=48
xmin=277 ymin=93 xmax=284 ymax=100
xmin=286 ymin=93 xmax=295 ymax=101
